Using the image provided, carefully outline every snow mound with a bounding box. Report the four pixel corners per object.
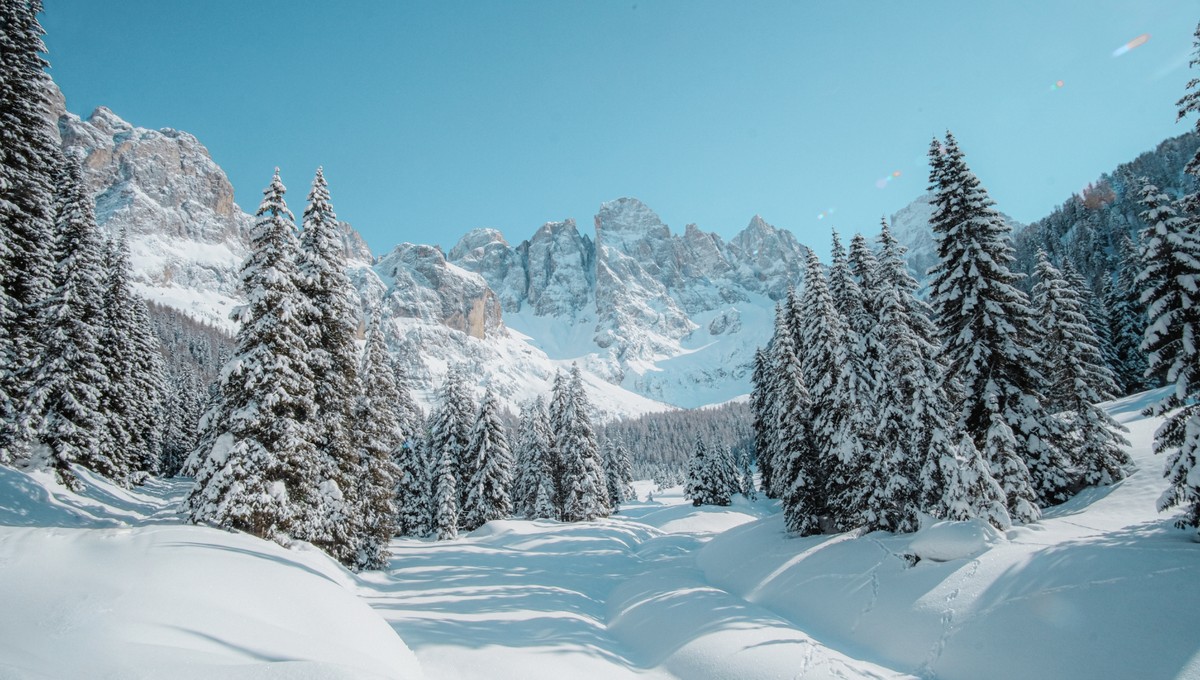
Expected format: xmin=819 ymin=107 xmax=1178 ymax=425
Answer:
xmin=907 ymin=519 xmax=1005 ymax=563
xmin=0 ymin=467 xmax=423 ymax=680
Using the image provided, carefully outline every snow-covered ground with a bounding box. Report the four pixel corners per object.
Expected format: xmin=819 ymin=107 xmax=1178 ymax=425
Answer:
xmin=1 ymin=390 xmax=1198 ymax=679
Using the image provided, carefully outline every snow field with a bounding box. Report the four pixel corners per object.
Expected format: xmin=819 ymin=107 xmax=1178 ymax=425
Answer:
xmin=1 ymin=390 xmax=1198 ymax=679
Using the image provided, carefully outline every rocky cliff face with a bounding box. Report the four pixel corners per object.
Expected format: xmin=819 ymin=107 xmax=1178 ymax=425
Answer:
xmin=56 ymin=103 xmax=251 ymax=331
xmin=375 ymin=243 xmax=503 ymax=340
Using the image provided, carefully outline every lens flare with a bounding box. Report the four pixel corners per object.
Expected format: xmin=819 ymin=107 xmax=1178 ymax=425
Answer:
xmin=816 ymin=208 xmax=836 ymax=221
xmin=876 ymin=171 xmax=903 ymax=189
xmin=1050 ymin=80 xmax=1065 ymax=91
xmin=1112 ymin=33 xmax=1150 ymax=57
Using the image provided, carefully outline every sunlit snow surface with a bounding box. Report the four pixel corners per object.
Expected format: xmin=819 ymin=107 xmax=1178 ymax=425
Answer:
xmin=2 ymin=389 xmax=1199 ymax=679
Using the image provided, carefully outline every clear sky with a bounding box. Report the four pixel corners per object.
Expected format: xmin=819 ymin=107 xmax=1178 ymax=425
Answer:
xmin=41 ymin=1 xmax=1200 ymax=257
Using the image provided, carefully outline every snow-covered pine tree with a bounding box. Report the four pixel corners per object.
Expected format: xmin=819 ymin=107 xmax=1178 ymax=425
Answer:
xmin=559 ymin=365 xmax=609 ymax=522
xmin=1137 ymin=182 xmax=1200 ymax=413
xmin=860 ymin=256 xmax=929 ymax=533
xmin=431 ymin=431 xmax=459 ymax=540
xmin=462 ymin=388 xmax=514 ymax=531
xmin=511 ymin=400 xmax=540 ymax=517
xmin=1033 ymin=251 xmax=1131 ymax=487
xmin=352 ymin=308 xmax=402 ymax=569
xmin=786 ymin=249 xmax=851 ymax=533
xmin=390 ymin=355 xmax=424 ymax=447
xmin=187 ymin=170 xmax=323 ymax=545
xmin=941 ymin=435 xmax=1011 ymax=529
xmin=770 ymin=312 xmax=819 ymax=528
xmin=826 ymin=231 xmax=879 ymax=529
xmin=983 ymin=395 xmax=1040 ymax=524
xmin=1061 ymin=259 xmax=1117 ymax=377
xmin=101 ymin=229 xmax=167 ymax=478
xmin=749 ymin=347 xmax=772 ymax=497
xmin=1145 ymin=42 xmax=1200 ymax=535
xmin=0 ymin=0 xmax=58 ymax=462
xmin=763 ymin=299 xmax=801 ymax=500
xmin=601 ymin=438 xmax=622 ymax=510
xmin=871 ymin=218 xmax=977 ymax=529
xmin=711 ymin=446 xmax=740 ymax=506
xmin=530 ymin=454 xmax=558 ymax=521
xmin=684 ymin=435 xmax=708 ymax=506
xmin=428 ymin=365 xmax=475 ymax=511
xmin=296 ymin=167 xmax=362 ymax=564
xmin=1107 ymin=234 xmax=1150 ymax=394
xmin=1137 ymin=178 xmax=1200 ymax=534
xmin=26 ymin=156 xmax=112 ymax=489
xmin=547 ymin=370 xmax=569 ymax=513
xmin=126 ymin=290 xmax=168 ymax=475
xmin=735 ymin=446 xmax=756 ymax=500
xmin=876 ymin=218 xmax=939 ymax=359
xmin=610 ymin=438 xmax=636 ymax=507
xmin=512 ymin=397 xmax=552 ymax=517
xmin=927 ymin=132 xmax=1072 ymax=506
xmin=394 ymin=419 xmax=432 ymax=537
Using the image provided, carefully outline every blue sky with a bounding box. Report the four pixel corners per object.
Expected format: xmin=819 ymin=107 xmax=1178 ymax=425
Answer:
xmin=42 ymin=1 xmax=1199 ymax=256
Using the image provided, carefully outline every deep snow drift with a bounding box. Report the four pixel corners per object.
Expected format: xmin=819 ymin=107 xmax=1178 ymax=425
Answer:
xmin=1 ymin=390 xmax=1198 ymax=679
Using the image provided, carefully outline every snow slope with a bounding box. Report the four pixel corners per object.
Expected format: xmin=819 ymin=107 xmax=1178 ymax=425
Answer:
xmin=697 ymin=388 xmax=1200 ymax=680
xmin=0 ymin=469 xmax=422 ymax=680
xmin=2 ymin=391 xmax=1198 ymax=679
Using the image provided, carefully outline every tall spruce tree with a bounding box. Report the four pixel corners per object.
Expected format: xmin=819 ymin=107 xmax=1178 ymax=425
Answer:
xmin=547 ymin=370 xmax=570 ymax=513
xmin=766 ymin=299 xmax=818 ymax=532
xmin=684 ymin=435 xmax=708 ymax=506
xmin=102 ymin=229 xmax=167 ymax=478
xmin=27 ymin=156 xmax=111 ymax=489
xmin=462 ymin=388 xmax=513 ymax=531
xmin=1033 ymin=251 xmax=1131 ymax=487
xmin=431 ymin=431 xmax=459 ymax=540
xmin=750 ymin=347 xmax=773 ymax=497
xmin=352 ymin=309 xmax=402 ymax=569
xmin=1061 ymin=260 xmax=1117 ymax=377
xmin=512 ymin=397 xmax=551 ymax=517
xmin=984 ymin=395 xmax=1040 ymax=524
xmin=187 ymin=170 xmax=324 ymax=545
xmin=394 ymin=418 xmax=432 ymax=537
xmin=0 ymin=0 xmax=58 ymax=462
xmin=826 ymin=232 xmax=879 ymax=529
xmin=927 ymin=132 xmax=1072 ymax=506
xmin=603 ymin=437 xmax=636 ymax=510
xmin=558 ymin=365 xmax=609 ymax=522
xmin=786 ymin=250 xmax=851 ymax=533
xmin=1108 ymin=234 xmax=1150 ymax=394
xmin=297 ymin=167 xmax=362 ymax=562
xmin=429 ymin=365 xmax=475 ymax=509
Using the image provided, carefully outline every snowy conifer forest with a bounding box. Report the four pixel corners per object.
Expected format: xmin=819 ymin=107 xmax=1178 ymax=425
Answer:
xmin=2 ymin=2 xmax=1200 ymax=678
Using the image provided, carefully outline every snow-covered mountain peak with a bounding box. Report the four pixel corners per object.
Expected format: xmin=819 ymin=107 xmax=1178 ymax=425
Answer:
xmin=595 ymin=197 xmax=671 ymax=241
xmin=375 ymin=243 xmax=504 ymax=341
xmin=449 ymin=228 xmax=510 ymax=260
